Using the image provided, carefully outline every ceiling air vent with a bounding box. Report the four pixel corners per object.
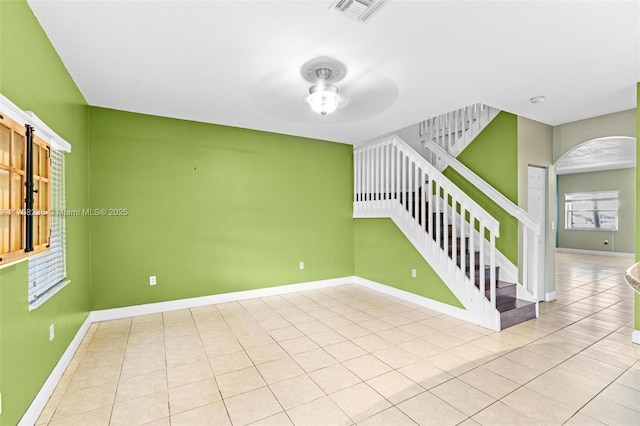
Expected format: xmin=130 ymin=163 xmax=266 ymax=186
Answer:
xmin=329 ymin=0 xmax=389 ymax=23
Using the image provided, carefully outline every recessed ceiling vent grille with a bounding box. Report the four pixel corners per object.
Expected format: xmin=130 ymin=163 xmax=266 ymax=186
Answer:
xmin=330 ymin=0 xmax=389 ymax=23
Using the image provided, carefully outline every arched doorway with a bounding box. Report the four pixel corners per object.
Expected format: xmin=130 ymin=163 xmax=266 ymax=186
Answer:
xmin=555 ymin=136 xmax=636 ymax=256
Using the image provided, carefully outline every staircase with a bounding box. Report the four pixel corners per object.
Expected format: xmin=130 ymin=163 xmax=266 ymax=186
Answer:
xmin=354 ymin=134 xmax=541 ymax=331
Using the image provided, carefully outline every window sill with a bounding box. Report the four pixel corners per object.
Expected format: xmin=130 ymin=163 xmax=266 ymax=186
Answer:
xmin=565 ymin=228 xmax=618 ymax=232
xmin=29 ymin=279 xmax=72 ymax=311
xmin=0 ymin=256 xmax=29 ymax=270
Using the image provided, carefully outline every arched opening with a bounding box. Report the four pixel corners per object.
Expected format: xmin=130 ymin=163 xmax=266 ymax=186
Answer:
xmin=555 ymin=136 xmax=636 ymax=255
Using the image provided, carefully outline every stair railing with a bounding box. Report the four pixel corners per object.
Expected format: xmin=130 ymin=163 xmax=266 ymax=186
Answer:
xmin=354 ymin=136 xmax=502 ymax=329
xmin=424 ymin=140 xmax=541 ymax=301
xmin=419 ymin=103 xmax=497 ymax=170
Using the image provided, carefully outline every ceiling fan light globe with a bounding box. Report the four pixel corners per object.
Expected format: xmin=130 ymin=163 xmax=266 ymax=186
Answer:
xmin=307 ymin=84 xmax=340 ymax=115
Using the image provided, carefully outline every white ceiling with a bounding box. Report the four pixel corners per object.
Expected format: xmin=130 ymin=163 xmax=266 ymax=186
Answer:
xmin=556 ymin=136 xmax=636 ymax=175
xmin=28 ymin=0 xmax=640 ymax=145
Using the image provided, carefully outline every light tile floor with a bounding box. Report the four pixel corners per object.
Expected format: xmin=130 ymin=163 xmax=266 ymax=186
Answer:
xmin=37 ymin=253 xmax=640 ymax=425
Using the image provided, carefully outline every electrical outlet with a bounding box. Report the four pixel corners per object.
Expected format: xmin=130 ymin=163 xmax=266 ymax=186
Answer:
xmin=411 ymin=269 xmax=417 ymax=278
xmin=49 ymin=323 xmax=55 ymax=341
xmin=299 ymin=261 xmax=304 ymax=270
xmin=149 ymin=275 xmax=156 ymax=286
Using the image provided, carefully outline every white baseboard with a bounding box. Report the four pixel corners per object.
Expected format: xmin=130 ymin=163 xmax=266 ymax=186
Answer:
xmin=354 ymin=276 xmax=473 ymax=324
xmin=556 ymin=248 xmax=635 ymax=258
xmin=18 ymin=313 xmax=93 ymax=426
xmin=544 ymin=291 xmax=557 ymax=302
xmin=92 ymin=276 xmax=471 ymax=325
xmin=91 ymin=276 xmax=354 ymax=322
xmin=632 ymin=330 xmax=640 ymax=345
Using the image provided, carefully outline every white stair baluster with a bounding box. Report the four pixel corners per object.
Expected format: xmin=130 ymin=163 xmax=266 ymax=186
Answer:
xmin=522 ymin=229 xmax=529 ymax=293
xmin=479 ymin=223 xmax=486 ymax=311
xmin=442 ymin=188 xmax=449 ymax=267
xmin=415 ymin=162 xmax=420 ymax=233
xmin=421 ymin=169 xmax=427 ymax=247
xmin=427 ymin=176 xmax=434 ymax=250
xmin=490 ymin=232 xmax=497 ymax=311
xmin=468 ymin=213 xmax=476 ymax=299
xmin=532 ymin=232 xmax=540 ymax=301
xmin=402 ymin=152 xmax=407 ymax=215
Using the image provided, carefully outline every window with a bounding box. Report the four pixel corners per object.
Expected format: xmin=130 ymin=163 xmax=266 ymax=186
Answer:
xmin=1 ymin=92 xmax=72 ymax=308
xmin=565 ymin=191 xmax=619 ymax=230
xmin=28 ymin=149 xmax=66 ymax=306
xmin=0 ymin=113 xmax=51 ymax=264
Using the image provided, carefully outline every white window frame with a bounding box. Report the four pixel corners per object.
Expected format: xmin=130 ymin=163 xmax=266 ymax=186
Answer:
xmin=28 ymin=149 xmax=68 ymax=308
xmin=564 ymin=190 xmax=619 ymax=231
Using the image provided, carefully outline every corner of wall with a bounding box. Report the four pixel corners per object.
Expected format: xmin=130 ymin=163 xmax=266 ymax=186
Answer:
xmin=635 ymin=82 xmax=640 ymax=332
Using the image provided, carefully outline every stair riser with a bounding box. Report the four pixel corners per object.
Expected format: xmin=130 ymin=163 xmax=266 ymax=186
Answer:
xmin=500 ymin=304 xmax=536 ymax=329
xmin=485 ymin=284 xmax=516 ymax=300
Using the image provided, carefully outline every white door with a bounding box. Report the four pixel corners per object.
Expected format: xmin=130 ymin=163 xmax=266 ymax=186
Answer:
xmin=528 ymin=166 xmax=547 ymax=301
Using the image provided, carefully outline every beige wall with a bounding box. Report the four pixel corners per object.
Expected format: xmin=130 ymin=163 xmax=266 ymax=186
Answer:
xmin=558 ymin=168 xmax=636 ymax=254
xmin=553 ymin=107 xmax=636 ymax=253
xmin=553 ymin=109 xmax=636 ymax=163
xmin=518 ymin=117 xmax=556 ymax=299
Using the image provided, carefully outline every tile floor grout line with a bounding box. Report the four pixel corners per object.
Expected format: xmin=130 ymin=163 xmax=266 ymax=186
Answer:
xmin=161 ymin=312 xmax=174 ymax=422
xmin=38 ymin=254 xmax=639 ymax=425
xmin=192 ymin=304 xmax=234 ymax=425
xmin=427 ymin=266 xmax=636 ymax=423
xmin=108 ymin=317 xmax=133 ymax=424
xmin=220 ymin=300 xmax=296 ymax=425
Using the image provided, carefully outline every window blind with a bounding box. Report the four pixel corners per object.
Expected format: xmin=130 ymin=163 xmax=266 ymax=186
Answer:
xmin=565 ymin=190 xmax=619 ymax=230
xmin=28 ymin=149 xmax=66 ymax=305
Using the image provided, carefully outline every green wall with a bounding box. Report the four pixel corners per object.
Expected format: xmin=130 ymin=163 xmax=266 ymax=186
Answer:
xmin=558 ymin=168 xmax=636 ymax=254
xmin=0 ymin=1 xmax=91 ymax=425
xmin=88 ymin=107 xmax=354 ymax=310
xmin=354 ymin=218 xmax=463 ymax=308
xmin=443 ymin=112 xmax=519 ymax=264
